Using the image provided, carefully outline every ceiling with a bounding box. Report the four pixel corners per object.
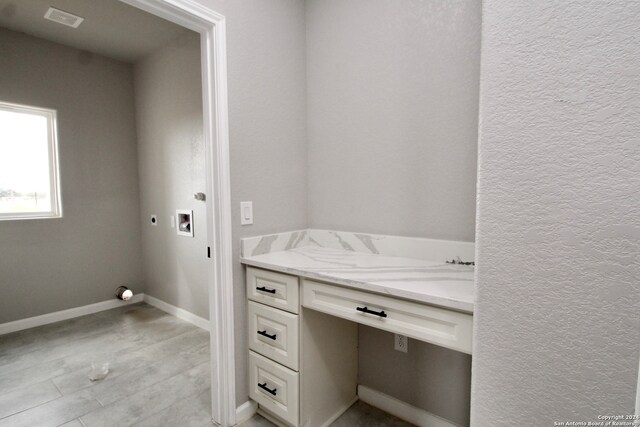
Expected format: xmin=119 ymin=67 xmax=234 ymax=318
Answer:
xmin=0 ymin=0 xmax=193 ymax=62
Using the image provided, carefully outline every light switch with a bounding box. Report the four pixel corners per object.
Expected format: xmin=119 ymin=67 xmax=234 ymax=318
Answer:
xmin=240 ymin=201 xmax=253 ymax=225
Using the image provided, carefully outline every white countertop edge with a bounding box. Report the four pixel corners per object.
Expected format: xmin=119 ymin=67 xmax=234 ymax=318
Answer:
xmin=241 ymin=257 xmax=474 ymax=314
xmin=241 ymin=229 xmax=475 ymax=262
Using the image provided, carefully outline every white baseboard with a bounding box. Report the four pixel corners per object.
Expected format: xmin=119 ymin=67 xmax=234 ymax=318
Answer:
xmin=256 ymin=408 xmax=289 ymax=427
xmin=0 ymin=293 xmax=145 ymax=336
xmin=143 ymin=294 xmax=210 ymax=331
xmin=0 ymin=293 xmax=210 ymax=336
xmin=319 ymin=395 xmax=359 ymax=427
xmin=252 ymin=395 xmax=355 ymax=427
xmin=236 ymin=400 xmax=258 ymax=425
xmin=358 ymin=385 xmax=461 ymax=427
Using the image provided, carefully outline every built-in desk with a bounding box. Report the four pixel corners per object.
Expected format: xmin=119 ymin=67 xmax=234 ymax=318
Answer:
xmin=240 ymin=230 xmax=474 ymax=427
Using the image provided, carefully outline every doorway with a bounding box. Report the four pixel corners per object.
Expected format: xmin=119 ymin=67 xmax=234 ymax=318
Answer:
xmin=0 ymin=0 xmax=235 ymax=425
xmin=117 ymin=1 xmax=235 ymax=425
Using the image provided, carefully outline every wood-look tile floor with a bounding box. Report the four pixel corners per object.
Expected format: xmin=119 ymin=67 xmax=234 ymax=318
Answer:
xmin=0 ymin=303 xmax=413 ymax=427
xmin=0 ymin=303 xmax=212 ymax=427
xmin=238 ymin=402 xmax=414 ymax=427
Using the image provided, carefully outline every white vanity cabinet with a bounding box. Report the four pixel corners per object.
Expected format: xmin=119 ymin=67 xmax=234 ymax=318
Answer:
xmin=302 ymin=279 xmax=473 ymax=354
xmin=246 ymin=264 xmax=474 ymax=427
xmin=246 ymin=267 xmax=358 ymax=427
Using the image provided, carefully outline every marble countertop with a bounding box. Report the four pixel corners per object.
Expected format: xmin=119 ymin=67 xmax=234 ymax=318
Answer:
xmin=241 ymin=245 xmax=475 ymax=313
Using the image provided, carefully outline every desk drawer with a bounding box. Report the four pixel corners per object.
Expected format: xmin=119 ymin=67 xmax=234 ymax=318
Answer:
xmin=249 ymin=351 xmax=299 ymax=426
xmin=302 ymin=279 xmax=473 ymax=354
xmin=247 ymin=267 xmax=299 ymax=314
xmin=248 ymin=301 xmax=299 ymax=371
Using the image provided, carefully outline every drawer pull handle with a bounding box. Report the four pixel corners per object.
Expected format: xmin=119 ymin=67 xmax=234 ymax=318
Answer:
xmin=258 ymin=382 xmax=277 ymax=396
xmin=257 ymin=330 xmax=277 ymax=340
xmin=256 ymin=286 xmax=276 ymax=294
xmin=356 ymin=306 xmax=387 ymax=318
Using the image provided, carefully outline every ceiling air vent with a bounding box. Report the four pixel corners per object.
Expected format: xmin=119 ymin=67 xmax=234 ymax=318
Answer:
xmin=44 ymin=7 xmax=84 ymax=28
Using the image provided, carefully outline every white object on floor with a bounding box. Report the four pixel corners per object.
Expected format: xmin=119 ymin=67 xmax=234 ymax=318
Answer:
xmin=88 ymin=361 xmax=110 ymax=381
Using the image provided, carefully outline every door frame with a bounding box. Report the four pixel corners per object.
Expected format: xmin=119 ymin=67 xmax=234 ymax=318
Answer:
xmin=118 ymin=1 xmax=236 ymax=425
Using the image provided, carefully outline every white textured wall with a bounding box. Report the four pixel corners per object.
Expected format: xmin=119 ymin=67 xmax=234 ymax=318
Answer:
xmin=0 ymin=28 xmax=143 ymax=323
xmin=134 ymin=32 xmax=209 ymax=319
xmin=472 ymin=1 xmax=640 ymax=424
xmin=306 ymin=0 xmax=480 ymax=242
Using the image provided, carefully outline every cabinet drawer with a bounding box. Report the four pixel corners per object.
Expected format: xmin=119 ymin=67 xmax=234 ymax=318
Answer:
xmin=248 ymin=301 xmax=299 ymax=371
xmin=249 ymin=351 xmax=299 ymax=426
xmin=302 ymin=279 xmax=473 ymax=354
xmin=247 ymin=267 xmax=299 ymax=314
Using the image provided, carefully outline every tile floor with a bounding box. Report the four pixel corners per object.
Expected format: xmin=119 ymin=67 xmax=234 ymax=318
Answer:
xmin=0 ymin=303 xmax=211 ymax=427
xmin=0 ymin=303 xmax=413 ymax=427
xmin=238 ymin=402 xmax=414 ymax=427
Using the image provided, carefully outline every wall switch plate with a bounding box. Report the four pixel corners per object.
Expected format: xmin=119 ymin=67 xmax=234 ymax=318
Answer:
xmin=240 ymin=201 xmax=253 ymax=225
xmin=394 ymin=334 xmax=408 ymax=353
xmin=150 ymin=215 xmax=157 ymax=226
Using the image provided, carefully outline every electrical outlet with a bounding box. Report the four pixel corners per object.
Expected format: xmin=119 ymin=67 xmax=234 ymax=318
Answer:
xmin=394 ymin=334 xmax=408 ymax=353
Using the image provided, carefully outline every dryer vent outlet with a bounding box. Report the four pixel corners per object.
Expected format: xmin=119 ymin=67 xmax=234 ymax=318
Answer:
xmin=116 ymin=286 xmax=133 ymax=301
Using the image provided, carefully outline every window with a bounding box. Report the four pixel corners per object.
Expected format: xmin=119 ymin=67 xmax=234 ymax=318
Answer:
xmin=0 ymin=101 xmax=62 ymax=220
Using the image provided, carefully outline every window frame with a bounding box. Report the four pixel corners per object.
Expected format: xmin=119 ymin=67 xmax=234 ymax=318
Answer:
xmin=0 ymin=101 xmax=62 ymax=220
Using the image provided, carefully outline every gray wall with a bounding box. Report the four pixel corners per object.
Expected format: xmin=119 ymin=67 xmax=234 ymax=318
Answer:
xmin=359 ymin=326 xmax=472 ymax=426
xmin=305 ymin=1 xmax=481 ymax=424
xmin=199 ymin=0 xmax=309 ymax=404
xmin=472 ymin=0 xmax=640 ymax=424
xmin=306 ymin=0 xmax=480 ymax=242
xmin=1 ymin=0 xmax=310 ymax=407
xmin=134 ymin=32 xmax=210 ymax=320
xmin=0 ymin=28 xmax=143 ymax=323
